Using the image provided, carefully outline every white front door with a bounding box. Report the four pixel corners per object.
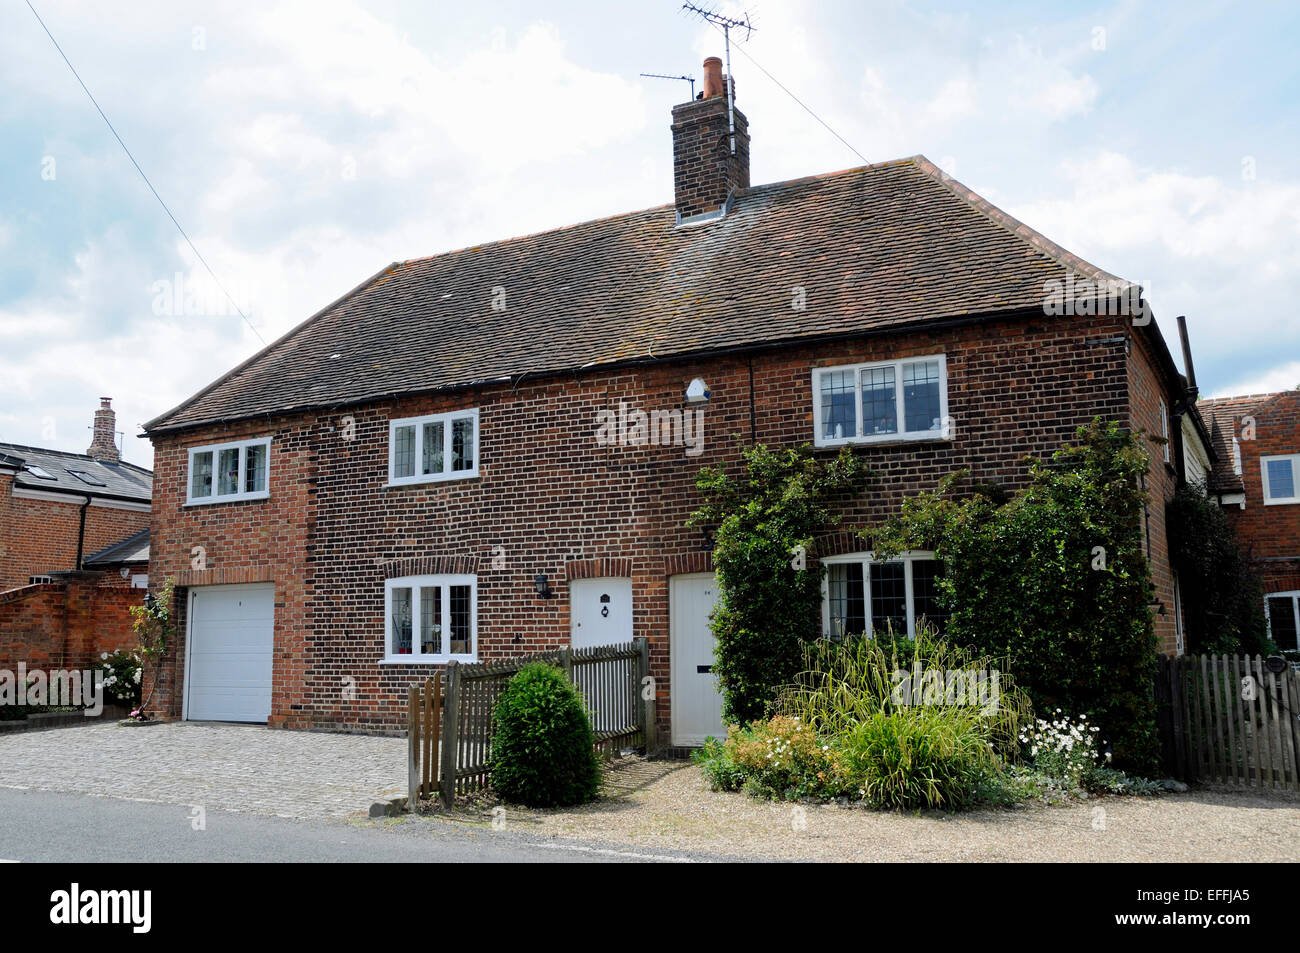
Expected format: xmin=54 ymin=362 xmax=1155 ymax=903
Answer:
xmin=184 ymin=583 xmax=275 ymax=723
xmin=670 ymin=572 xmax=725 ymax=746
xmin=569 ymin=577 xmax=633 ymax=649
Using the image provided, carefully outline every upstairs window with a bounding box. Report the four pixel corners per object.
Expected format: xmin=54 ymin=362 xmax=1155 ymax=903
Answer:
xmin=813 ymin=355 xmax=948 ymax=447
xmin=186 ymin=437 xmax=270 ymax=504
xmin=388 ymin=409 xmax=478 ymax=485
xmin=822 ymin=552 xmax=948 ymax=639
xmin=1261 ymin=454 xmax=1299 ymax=504
xmin=384 ymin=574 xmax=477 ymax=662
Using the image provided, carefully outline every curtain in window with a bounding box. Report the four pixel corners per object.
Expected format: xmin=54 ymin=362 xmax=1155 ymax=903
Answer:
xmin=391 ymin=587 xmax=413 ymax=654
xmin=819 ymin=370 xmax=857 ymax=440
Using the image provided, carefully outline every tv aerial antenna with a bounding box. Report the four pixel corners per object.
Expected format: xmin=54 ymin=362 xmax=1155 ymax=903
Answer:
xmin=681 ymin=3 xmax=755 ymax=155
xmin=639 ymin=72 xmax=696 ymax=100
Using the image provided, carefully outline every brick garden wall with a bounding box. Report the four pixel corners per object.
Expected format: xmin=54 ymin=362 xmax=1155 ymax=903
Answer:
xmin=0 ymin=573 xmax=142 ymax=673
xmin=147 ymin=309 xmax=1168 ymax=736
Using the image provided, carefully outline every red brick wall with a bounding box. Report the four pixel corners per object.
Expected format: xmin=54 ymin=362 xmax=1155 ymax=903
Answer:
xmin=1217 ymin=391 xmax=1300 ymax=601
xmin=0 ymin=474 xmax=149 ymax=591
xmin=0 ymin=573 xmax=142 ymax=673
xmin=148 ymin=310 xmax=1158 ymax=735
xmin=1127 ymin=327 xmax=1179 ymax=654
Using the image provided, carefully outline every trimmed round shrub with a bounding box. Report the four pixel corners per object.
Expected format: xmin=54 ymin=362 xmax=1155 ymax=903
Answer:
xmin=489 ymin=662 xmax=602 ymax=807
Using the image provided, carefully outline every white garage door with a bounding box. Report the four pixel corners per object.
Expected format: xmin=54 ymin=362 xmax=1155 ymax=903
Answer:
xmin=185 ymin=584 xmax=275 ymax=723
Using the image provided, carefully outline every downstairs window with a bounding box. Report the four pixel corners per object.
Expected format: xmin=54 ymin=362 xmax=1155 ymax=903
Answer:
xmin=822 ymin=552 xmax=948 ymax=639
xmin=384 ymin=575 xmax=477 ymax=663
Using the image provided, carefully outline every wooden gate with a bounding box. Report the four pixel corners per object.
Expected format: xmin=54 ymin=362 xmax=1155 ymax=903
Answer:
xmin=406 ymin=638 xmax=657 ymax=808
xmin=1156 ymin=654 xmax=1300 ymax=790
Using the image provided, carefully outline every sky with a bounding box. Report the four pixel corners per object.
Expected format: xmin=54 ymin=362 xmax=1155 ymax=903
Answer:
xmin=1 ymin=0 xmax=1297 ymax=469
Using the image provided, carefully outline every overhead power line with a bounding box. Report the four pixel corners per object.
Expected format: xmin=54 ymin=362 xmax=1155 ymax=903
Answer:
xmin=701 ymin=17 xmax=871 ymax=166
xmin=24 ymin=0 xmax=266 ymax=345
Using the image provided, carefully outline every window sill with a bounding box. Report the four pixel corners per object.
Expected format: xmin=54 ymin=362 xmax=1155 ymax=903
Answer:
xmin=814 ymin=433 xmax=953 ymax=450
xmin=1263 ymin=498 xmax=1299 ymax=506
xmin=385 ymin=472 xmax=479 ymax=488
xmin=184 ymin=492 xmax=270 ymax=507
xmin=378 ymin=655 xmax=476 ymax=666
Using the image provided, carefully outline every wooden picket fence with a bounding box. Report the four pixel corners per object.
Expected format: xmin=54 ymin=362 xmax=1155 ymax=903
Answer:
xmin=407 ymin=638 xmax=656 ymax=808
xmin=1155 ymin=654 xmax=1300 ymax=790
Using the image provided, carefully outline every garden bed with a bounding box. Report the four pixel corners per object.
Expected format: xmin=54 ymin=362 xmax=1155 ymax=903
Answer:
xmin=411 ymin=757 xmax=1300 ymax=862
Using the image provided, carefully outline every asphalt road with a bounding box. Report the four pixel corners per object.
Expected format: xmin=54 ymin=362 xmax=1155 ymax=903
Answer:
xmin=0 ymin=788 xmax=703 ymax=863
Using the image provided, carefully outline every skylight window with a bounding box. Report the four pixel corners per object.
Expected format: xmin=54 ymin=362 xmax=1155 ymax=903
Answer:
xmin=67 ymin=470 xmax=107 ymax=487
xmin=25 ymin=466 xmax=57 ymax=480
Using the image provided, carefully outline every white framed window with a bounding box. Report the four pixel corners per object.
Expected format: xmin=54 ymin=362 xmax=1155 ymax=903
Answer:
xmin=1264 ymin=592 xmax=1299 ymax=652
xmin=1261 ymin=454 xmax=1299 ymax=504
xmin=388 ymin=409 xmax=479 ymax=486
xmin=382 ymin=574 xmax=477 ymax=663
xmin=821 ymin=551 xmax=947 ymax=639
xmin=1159 ymin=399 xmax=1170 ymax=463
xmin=812 ymin=355 xmax=948 ymax=447
xmin=186 ymin=437 xmax=271 ymax=505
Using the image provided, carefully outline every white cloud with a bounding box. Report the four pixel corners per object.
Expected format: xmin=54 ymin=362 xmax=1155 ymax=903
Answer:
xmin=1208 ymin=362 xmax=1300 ymax=399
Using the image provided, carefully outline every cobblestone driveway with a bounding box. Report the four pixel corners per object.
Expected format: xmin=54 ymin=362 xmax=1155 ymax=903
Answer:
xmin=0 ymin=723 xmax=406 ymax=819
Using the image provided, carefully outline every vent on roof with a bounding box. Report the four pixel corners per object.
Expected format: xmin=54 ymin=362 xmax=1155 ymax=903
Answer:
xmin=67 ymin=470 xmax=107 ymax=487
xmin=25 ymin=465 xmax=57 ymax=480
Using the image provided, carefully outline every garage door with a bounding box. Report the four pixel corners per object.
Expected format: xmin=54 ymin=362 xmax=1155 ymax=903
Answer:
xmin=185 ymin=584 xmax=275 ymax=723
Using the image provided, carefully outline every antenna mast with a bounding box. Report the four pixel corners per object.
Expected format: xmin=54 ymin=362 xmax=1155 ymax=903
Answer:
xmin=639 ymin=72 xmax=696 ymax=100
xmin=681 ymin=3 xmax=755 ymax=154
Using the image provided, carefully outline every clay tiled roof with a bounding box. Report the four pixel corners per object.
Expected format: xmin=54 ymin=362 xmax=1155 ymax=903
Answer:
xmin=1199 ymin=394 xmax=1267 ymax=495
xmin=145 ymin=156 xmax=1131 ymax=434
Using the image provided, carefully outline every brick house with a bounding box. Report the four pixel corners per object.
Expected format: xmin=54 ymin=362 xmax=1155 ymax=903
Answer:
xmin=142 ymin=58 xmax=1197 ymax=741
xmin=1199 ymin=389 xmax=1300 ymax=651
xmin=0 ymin=399 xmax=152 ymax=590
xmin=0 ymin=399 xmax=152 ymax=673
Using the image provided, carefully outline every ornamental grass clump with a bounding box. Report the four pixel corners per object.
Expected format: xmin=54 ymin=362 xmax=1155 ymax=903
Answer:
xmin=489 ymin=662 xmax=602 ymax=808
xmin=840 ymin=708 xmax=999 ymax=810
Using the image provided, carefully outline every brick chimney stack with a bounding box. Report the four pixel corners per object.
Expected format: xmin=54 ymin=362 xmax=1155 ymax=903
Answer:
xmin=87 ymin=398 xmax=119 ymax=463
xmin=671 ymin=56 xmax=750 ymax=223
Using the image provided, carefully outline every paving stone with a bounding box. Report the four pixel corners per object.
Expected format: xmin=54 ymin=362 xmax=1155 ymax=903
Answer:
xmin=0 ymin=722 xmax=407 ymax=819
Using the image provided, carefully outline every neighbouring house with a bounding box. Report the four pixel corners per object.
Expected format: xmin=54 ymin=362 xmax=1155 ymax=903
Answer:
xmin=0 ymin=399 xmax=153 ymax=673
xmin=142 ymin=56 xmax=1202 ymax=742
xmin=1199 ymin=388 xmax=1300 ymax=652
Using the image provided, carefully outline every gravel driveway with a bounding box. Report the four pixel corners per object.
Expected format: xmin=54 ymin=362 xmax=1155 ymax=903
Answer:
xmin=431 ymin=759 xmax=1300 ymax=862
xmin=0 ymin=723 xmax=405 ymax=819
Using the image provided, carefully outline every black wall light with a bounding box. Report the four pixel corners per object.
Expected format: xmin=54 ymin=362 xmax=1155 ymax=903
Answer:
xmin=534 ymin=573 xmax=553 ymax=598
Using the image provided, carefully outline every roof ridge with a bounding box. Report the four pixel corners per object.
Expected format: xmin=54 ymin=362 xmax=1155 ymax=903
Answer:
xmin=399 ymin=158 xmax=922 ymax=266
xmin=909 ymin=154 xmax=1128 ymax=287
xmin=0 ymin=442 xmax=153 ymax=474
xmin=1201 ymin=390 xmax=1299 ymax=405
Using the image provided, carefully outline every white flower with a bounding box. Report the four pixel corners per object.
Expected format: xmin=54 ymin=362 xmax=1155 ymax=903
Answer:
xmin=101 ymin=652 xmax=109 ymax=660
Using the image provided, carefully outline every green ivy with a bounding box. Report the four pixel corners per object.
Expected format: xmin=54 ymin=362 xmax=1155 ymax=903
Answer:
xmin=867 ymin=419 xmax=1161 ymax=775
xmin=689 ymin=442 xmax=871 ymax=725
xmin=1166 ymin=482 xmax=1271 ymax=655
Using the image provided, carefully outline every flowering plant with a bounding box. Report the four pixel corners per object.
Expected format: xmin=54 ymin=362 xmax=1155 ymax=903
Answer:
xmin=1018 ymin=709 xmax=1103 ymax=783
xmin=92 ymin=650 xmax=143 ymax=706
